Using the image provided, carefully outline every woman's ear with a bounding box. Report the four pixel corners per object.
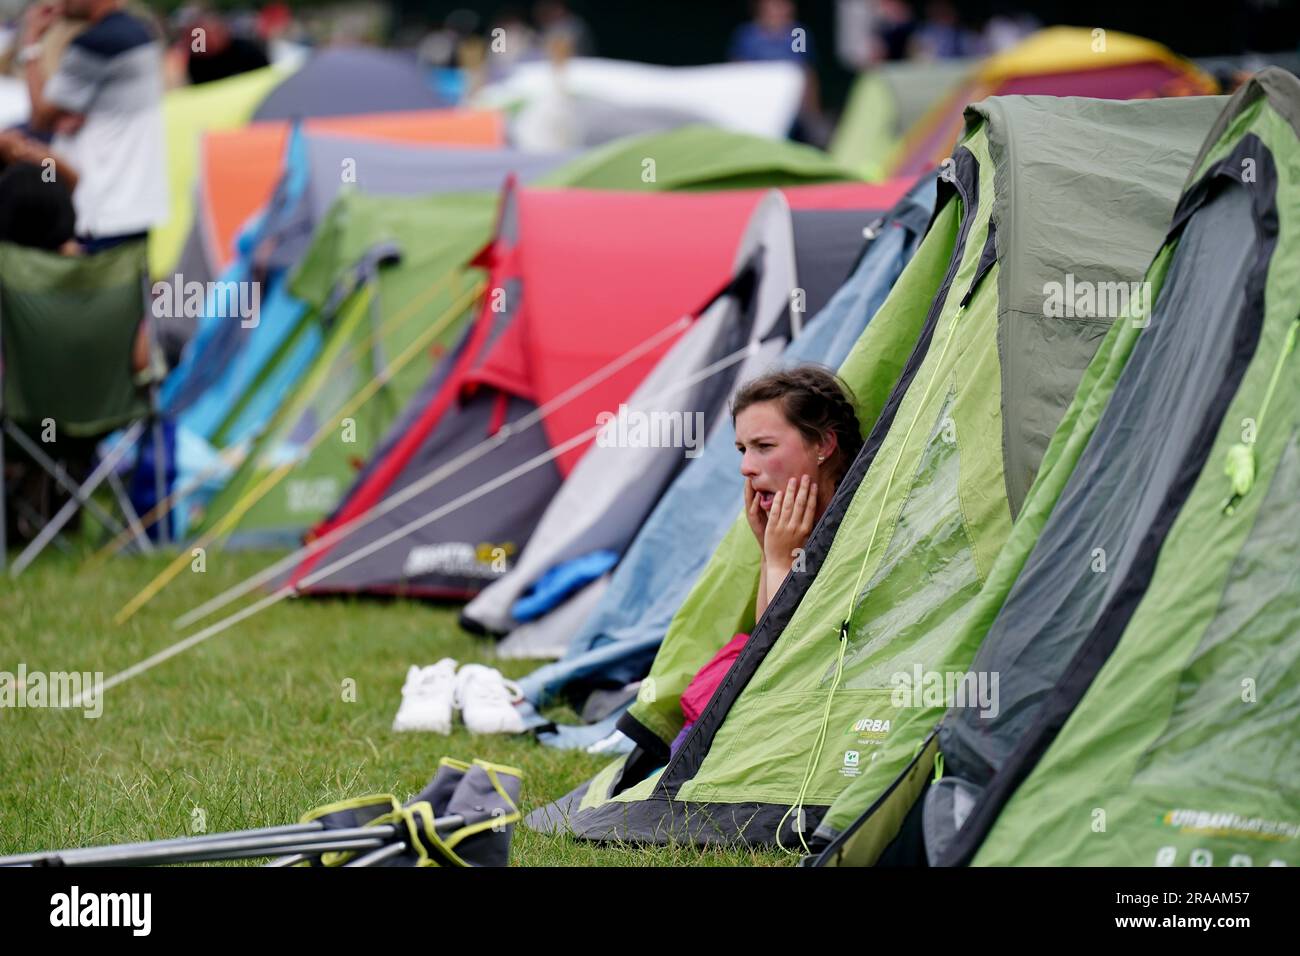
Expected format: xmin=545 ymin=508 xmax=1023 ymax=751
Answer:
xmin=818 ymin=431 xmax=838 ymax=464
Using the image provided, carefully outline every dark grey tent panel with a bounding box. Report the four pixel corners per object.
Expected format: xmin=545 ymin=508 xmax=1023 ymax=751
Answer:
xmin=300 ymin=392 xmax=562 ymax=597
xmin=926 ymin=160 xmax=1275 ymax=866
xmin=252 ymin=48 xmax=447 ymax=121
xmin=788 ymin=209 xmax=873 ymax=320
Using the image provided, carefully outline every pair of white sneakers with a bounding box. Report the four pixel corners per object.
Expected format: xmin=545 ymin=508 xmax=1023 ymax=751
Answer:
xmin=392 ymin=659 xmax=526 ymax=735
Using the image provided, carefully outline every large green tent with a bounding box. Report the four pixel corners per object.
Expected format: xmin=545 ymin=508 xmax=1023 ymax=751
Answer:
xmin=193 ymin=127 xmax=862 ymax=548
xmin=531 ymin=92 xmax=1226 ymax=850
xmin=877 ymin=67 xmax=1300 ymax=869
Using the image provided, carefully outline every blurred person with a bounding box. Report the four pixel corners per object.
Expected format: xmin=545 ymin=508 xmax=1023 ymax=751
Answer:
xmin=20 ymin=0 xmax=167 ymax=252
xmin=869 ymin=0 xmax=916 ymax=63
xmin=982 ymin=8 xmax=1038 ymax=53
xmin=533 ymin=0 xmax=592 ymax=57
xmin=728 ymin=0 xmax=828 ymax=145
xmin=181 ymin=10 xmax=269 ymax=86
xmin=0 ymin=128 xmax=78 ymax=251
xmin=912 ymin=1 xmax=983 ymax=59
xmin=0 ymin=130 xmax=153 ymax=377
xmin=418 ymin=8 xmax=480 ymax=69
xmin=834 ymin=0 xmax=880 ymax=71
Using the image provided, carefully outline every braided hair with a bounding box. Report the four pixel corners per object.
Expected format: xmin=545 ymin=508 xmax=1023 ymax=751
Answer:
xmin=731 ymin=365 xmax=863 ymax=485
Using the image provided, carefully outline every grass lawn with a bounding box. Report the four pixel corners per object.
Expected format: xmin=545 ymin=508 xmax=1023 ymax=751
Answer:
xmin=0 ymin=546 xmax=789 ymax=866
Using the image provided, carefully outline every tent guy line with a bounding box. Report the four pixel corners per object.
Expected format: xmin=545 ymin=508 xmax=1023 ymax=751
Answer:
xmin=112 ymin=277 xmax=485 ymax=625
xmin=79 ymin=335 xmax=765 ymax=707
xmin=173 ymin=312 xmax=700 ymax=630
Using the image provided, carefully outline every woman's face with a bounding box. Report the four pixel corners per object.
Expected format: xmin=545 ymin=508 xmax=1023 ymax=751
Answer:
xmin=735 ymin=400 xmax=832 ymax=513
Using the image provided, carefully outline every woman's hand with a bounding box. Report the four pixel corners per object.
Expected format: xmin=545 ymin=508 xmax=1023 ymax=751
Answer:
xmin=743 ymin=477 xmax=768 ymax=549
xmin=763 ymin=475 xmax=817 ymax=574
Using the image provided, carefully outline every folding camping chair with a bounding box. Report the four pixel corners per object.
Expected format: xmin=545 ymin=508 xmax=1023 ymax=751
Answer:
xmin=0 ymin=239 xmax=167 ymax=576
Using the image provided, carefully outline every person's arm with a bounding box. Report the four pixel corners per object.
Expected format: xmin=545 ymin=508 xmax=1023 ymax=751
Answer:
xmin=0 ymin=129 xmax=79 ymax=191
xmin=22 ymin=6 xmax=90 ymax=136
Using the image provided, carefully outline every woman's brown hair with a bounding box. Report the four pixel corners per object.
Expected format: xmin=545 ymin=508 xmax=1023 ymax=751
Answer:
xmin=731 ymin=365 xmax=863 ymax=483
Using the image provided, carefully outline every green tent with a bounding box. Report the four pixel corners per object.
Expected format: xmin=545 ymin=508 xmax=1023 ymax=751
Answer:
xmin=195 ymin=127 xmax=861 ymax=548
xmin=879 ymin=67 xmax=1300 ymax=869
xmin=830 ymin=58 xmax=973 ymax=181
xmin=532 ymin=92 xmax=1226 ymax=850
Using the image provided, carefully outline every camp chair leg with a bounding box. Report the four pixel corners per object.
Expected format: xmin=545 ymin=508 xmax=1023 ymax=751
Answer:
xmin=150 ymin=412 xmax=169 ymax=547
xmin=8 ymin=421 xmax=145 ymax=578
xmin=107 ymin=469 xmax=154 ymax=556
xmin=2 ymin=422 xmax=133 ymax=548
xmin=11 ymin=498 xmax=76 ymax=555
xmin=0 ymin=419 xmax=7 ymax=574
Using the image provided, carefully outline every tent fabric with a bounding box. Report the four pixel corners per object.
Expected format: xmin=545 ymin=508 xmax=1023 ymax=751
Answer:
xmin=511 ymin=179 xmax=935 ymax=715
xmin=511 ymin=550 xmax=619 ymax=623
xmin=188 ymin=192 xmax=497 ymax=548
xmin=887 ymin=27 xmax=1216 ymax=179
xmin=460 ymin=189 xmax=891 ymax=642
xmin=264 ymin=135 xmax=571 ymax=272
xmin=197 ymin=110 xmax=503 ymax=277
xmin=201 ymin=129 xmax=874 ymax=555
xmin=462 ymin=188 xmax=769 ymax=476
xmin=285 ymin=187 xmax=787 ymax=593
xmin=905 ymin=68 xmax=1300 ymax=868
xmin=475 ymin=58 xmax=805 ymax=143
xmin=831 ymin=58 xmax=974 ymax=179
xmin=152 ymin=65 xmax=292 ymax=278
xmin=251 ymin=47 xmax=449 ymax=121
xmin=163 ymin=138 xmax=558 ymax=539
xmin=535 ymin=125 xmax=863 ymax=193
xmin=532 ymin=92 xmax=1226 ymax=848
xmin=459 ymin=188 xmax=800 ymax=637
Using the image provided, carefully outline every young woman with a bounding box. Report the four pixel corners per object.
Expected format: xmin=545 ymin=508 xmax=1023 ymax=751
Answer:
xmin=734 ymin=365 xmax=863 ymax=620
xmin=668 ymin=366 xmax=862 ymax=758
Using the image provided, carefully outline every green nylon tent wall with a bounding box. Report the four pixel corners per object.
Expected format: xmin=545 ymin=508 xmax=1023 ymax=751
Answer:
xmin=191 ymin=127 xmax=863 ymax=548
xmin=532 ymin=92 xmax=1227 ymax=850
xmin=928 ymin=68 xmax=1300 ymax=869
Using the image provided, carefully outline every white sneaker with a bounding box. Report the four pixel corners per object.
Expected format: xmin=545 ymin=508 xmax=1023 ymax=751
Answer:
xmin=392 ymin=659 xmax=458 ymax=734
xmin=454 ymin=664 xmax=526 ymax=734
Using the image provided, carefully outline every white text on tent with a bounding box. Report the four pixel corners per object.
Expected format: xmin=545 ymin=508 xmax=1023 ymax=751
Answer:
xmin=890 ymin=664 xmax=999 ymax=719
xmin=595 ymin=404 xmax=706 ymax=459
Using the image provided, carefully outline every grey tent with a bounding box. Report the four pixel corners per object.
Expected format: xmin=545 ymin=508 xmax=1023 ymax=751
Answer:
xmin=252 ymin=48 xmax=448 ymax=121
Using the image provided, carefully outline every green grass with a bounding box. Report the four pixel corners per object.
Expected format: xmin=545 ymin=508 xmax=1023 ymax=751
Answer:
xmin=0 ymin=546 xmax=790 ymax=866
